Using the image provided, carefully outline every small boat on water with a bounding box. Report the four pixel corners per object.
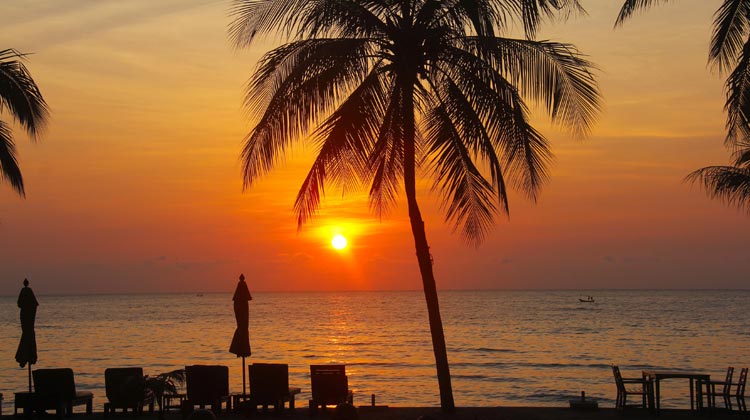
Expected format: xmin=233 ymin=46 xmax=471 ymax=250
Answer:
xmin=579 ymin=296 xmax=595 ymax=303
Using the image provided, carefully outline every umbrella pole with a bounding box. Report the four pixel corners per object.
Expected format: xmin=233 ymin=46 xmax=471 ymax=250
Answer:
xmin=241 ymin=356 xmax=246 ymax=396
xmin=28 ymin=364 xmax=32 ymax=392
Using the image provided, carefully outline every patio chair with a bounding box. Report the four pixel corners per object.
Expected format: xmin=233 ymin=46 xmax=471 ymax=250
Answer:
xmin=734 ymin=367 xmax=747 ymax=413
xmin=309 ymin=365 xmax=353 ymax=415
xmin=246 ymin=363 xmax=300 ymax=412
xmin=103 ymin=367 xmax=155 ymax=416
xmin=32 ymin=368 xmax=93 ymax=417
xmin=705 ymin=366 xmax=734 ymax=411
xmin=611 ymin=365 xmax=650 ymax=411
xmin=180 ymin=365 xmax=230 ymax=419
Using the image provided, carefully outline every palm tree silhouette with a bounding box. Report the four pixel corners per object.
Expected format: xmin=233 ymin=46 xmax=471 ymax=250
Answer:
xmin=617 ymin=0 xmax=750 ymax=211
xmin=0 ymin=49 xmax=49 ymax=197
xmin=229 ymin=0 xmax=600 ymax=411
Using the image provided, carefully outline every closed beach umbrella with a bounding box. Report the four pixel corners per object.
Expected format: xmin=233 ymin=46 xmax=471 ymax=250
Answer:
xmin=15 ymin=278 xmax=39 ymax=392
xmin=229 ymin=273 xmax=252 ymax=395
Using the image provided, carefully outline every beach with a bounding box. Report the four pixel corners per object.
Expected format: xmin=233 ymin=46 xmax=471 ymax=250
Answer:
xmin=8 ymin=406 xmax=741 ymax=420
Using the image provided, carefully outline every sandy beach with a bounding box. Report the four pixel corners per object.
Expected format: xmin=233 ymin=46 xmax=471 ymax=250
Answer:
xmin=14 ymin=406 xmax=738 ymax=420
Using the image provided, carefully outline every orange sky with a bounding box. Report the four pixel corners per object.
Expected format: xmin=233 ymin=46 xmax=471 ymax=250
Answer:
xmin=1 ymin=0 xmax=748 ymax=294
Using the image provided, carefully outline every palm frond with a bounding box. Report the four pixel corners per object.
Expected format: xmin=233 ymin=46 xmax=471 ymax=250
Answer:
xmin=241 ymin=38 xmax=371 ymax=188
xmin=710 ymin=0 xmax=750 ymax=73
xmin=228 ymin=0 xmax=309 ymax=47
xmin=424 ymin=103 xmax=498 ymax=246
xmin=368 ymin=82 xmax=404 ymax=217
xmin=0 ymin=120 xmax=24 ymax=196
xmin=435 ymin=44 xmax=552 ymax=200
xmin=0 ymin=49 xmax=49 ymax=139
xmin=686 ymin=164 xmax=750 ymax=212
xmin=517 ymin=0 xmax=585 ymax=38
xmin=614 ymin=0 xmax=671 ymax=27
xmin=294 ymin=68 xmax=388 ymax=226
xmin=472 ymin=37 xmax=601 ymax=137
xmin=423 ymin=69 xmax=510 ymax=212
xmin=299 ymin=0 xmax=388 ymax=39
xmin=724 ymin=36 xmax=750 ymax=146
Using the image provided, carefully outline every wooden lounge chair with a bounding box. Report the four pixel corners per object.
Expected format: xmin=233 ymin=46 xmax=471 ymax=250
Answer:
xmin=733 ymin=367 xmax=747 ymax=413
xmin=32 ymin=368 xmax=93 ymax=417
xmin=103 ymin=367 xmax=155 ymax=416
xmin=705 ymin=366 xmax=734 ymax=411
xmin=309 ymin=365 xmax=353 ymax=415
xmin=246 ymin=363 xmax=300 ymax=412
xmin=611 ymin=365 xmax=650 ymax=411
xmin=180 ymin=365 xmax=230 ymax=419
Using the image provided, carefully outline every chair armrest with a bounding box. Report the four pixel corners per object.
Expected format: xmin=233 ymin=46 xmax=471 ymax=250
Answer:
xmin=622 ymin=378 xmax=648 ymax=384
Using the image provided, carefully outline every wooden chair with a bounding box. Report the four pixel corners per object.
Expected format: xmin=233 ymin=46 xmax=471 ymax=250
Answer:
xmin=103 ymin=367 xmax=155 ymax=416
xmin=611 ymin=365 xmax=650 ymax=411
xmin=246 ymin=363 xmax=300 ymax=412
xmin=705 ymin=366 xmax=734 ymax=411
xmin=309 ymin=365 xmax=353 ymax=415
xmin=734 ymin=367 xmax=748 ymax=413
xmin=180 ymin=365 xmax=230 ymax=419
xmin=32 ymin=368 xmax=93 ymax=417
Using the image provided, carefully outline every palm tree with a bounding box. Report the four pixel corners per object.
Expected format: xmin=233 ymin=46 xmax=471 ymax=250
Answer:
xmin=229 ymin=0 xmax=600 ymax=411
xmin=617 ymin=0 xmax=750 ymax=210
xmin=0 ymin=49 xmax=49 ymax=197
xmin=144 ymin=369 xmax=185 ymax=419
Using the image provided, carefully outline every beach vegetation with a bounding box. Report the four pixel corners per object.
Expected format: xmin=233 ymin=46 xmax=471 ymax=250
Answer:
xmin=144 ymin=368 xmax=185 ymax=417
xmin=228 ymin=0 xmax=601 ymax=411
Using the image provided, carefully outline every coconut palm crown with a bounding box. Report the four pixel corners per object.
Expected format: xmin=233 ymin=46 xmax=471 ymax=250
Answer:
xmin=230 ymin=0 xmax=600 ymax=411
xmin=617 ymin=0 xmax=750 ymax=211
xmin=0 ymin=49 xmax=49 ymax=197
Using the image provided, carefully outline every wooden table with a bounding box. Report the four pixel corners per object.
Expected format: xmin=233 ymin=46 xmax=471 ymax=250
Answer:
xmin=13 ymin=392 xmax=34 ymax=416
xmin=642 ymin=370 xmax=711 ymax=414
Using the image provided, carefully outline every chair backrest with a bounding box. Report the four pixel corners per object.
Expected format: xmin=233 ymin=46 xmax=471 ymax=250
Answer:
xmin=722 ymin=367 xmax=735 ymax=394
xmin=105 ymin=367 xmax=145 ymax=406
xmin=736 ymin=368 xmax=748 ymax=398
xmin=249 ymin=363 xmax=289 ymax=404
xmin=185 ymin=365 xmax=229 ymax=404
xmin=33 ymin=368 xmax=77 ymax=402
xmin=310 ymin=365 xmax=349 ymax=405
xmin=611 ymin=365 xmax=625 ymax=392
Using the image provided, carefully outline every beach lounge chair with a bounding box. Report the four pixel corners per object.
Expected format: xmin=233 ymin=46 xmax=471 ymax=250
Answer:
xmin=733 ymin=367 xmax=747 ymax=413
xmin=247 ymin=363 xmax=300 ymax=412
xmin=611 ymin=365 xmax=650 ymax=411
xmin=705 ymin=366 xmax=734 ymax=411
xmin=309 ymin=365 xmax=353 ymax=415
xmin=180 ymin=365 xmax=230 ymax=419
xmin=32 ymin=368 xmax=93 ymax=417
xmin=103 ymin=367 xmax=155 ymax=416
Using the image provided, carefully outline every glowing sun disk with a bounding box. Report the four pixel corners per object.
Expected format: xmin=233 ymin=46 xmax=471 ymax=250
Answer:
xmin=332 ymin=234 xmax=348 ymax=250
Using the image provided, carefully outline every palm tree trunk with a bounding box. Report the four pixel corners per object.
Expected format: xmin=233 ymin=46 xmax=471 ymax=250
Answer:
xmin=402 ymin=78 xmax=456 ymax=413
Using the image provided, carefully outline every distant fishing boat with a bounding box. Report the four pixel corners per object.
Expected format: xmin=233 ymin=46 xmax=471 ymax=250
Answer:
xmin=579 ymin=296 xmax=595 ymax=303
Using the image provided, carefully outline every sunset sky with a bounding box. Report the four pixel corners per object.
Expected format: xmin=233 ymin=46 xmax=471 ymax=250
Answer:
xmin=1 ymin=0 xmax=748 ymax=295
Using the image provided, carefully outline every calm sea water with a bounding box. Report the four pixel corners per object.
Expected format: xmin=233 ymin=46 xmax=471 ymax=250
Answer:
xmin=1 ymin=290 xmax=748 ymax=410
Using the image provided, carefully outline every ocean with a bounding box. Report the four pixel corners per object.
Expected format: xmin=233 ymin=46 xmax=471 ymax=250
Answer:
xmin=1 ymin=290 xmax=748 ymax=410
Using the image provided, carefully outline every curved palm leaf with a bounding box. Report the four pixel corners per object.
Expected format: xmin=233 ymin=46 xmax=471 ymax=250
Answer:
xmin=710 ymin=0 xmax=750 ymax=73
xmin=614 ymin=0 xmax=672 ymax=27
xmin=0 ymin=49 xmax=49 ymax=138
xmin=0 ymin=120 xmax=24 ymax=196
xmin=686 ymin=164 xmax=750 ymax=212
xmin=0 ymin=48 xmax=48 ymax=197
xmin=724 ymin=35 xmax=750 ymax=146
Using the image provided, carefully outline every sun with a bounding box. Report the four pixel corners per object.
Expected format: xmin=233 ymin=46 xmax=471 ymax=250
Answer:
xmin=331 ymin=234 xmax=348 ymax=250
